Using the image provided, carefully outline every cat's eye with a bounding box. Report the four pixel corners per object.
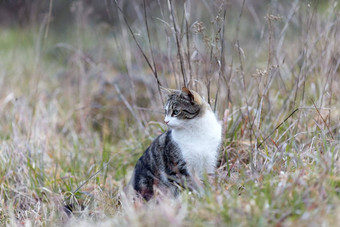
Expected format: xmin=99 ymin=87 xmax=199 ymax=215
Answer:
xmin=172 ymin=110 xmax=180 ymax=116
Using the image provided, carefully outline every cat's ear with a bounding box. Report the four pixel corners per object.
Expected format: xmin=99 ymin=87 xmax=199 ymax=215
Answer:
xmin=182 ymin=87 xmax=203 ymax=105
xmin=182 ymin=87 xmax=194 ymax=101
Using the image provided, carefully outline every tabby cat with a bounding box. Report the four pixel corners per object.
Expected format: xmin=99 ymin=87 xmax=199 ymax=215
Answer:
xmin=126 ymin=87 xmax=222 ymax=201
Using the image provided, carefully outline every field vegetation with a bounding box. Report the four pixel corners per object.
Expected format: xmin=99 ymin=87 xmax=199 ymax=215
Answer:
xmin=0 ymin=0 xmax=340 ymax=226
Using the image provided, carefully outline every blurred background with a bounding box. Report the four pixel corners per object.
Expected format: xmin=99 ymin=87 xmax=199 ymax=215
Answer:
xmin=1 ymin=0 xmax=338 ymax=139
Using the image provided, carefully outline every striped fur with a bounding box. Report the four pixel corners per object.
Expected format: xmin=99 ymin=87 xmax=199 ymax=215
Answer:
xmin=128 ymin=87 xmax=221 ymax=201
xmin=132 ymin=131 xmax=190 ymax=200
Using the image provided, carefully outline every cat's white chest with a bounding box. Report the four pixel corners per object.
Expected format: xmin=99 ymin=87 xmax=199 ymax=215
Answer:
xmin=172 ymin=111 xmax=222 ymax=178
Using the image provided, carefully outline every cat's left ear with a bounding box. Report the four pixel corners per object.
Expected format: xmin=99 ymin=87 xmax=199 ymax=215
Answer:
xmin=182 ymin=87 xmax=194 ymax=102
xmin=160 ymin=86 xmax=177 ymax=98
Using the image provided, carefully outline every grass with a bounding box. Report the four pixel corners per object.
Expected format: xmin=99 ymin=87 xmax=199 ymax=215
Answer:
xmin=0 ymin=0 xmax=340 ymax=226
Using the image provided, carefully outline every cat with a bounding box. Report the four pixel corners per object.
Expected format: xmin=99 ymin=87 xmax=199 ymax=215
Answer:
xmin=125 ymin=87 xmax=222 ymax=201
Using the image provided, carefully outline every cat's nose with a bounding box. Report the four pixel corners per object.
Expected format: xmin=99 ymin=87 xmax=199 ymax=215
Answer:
xmin=164 ymin=120 xmax=169 ymax=125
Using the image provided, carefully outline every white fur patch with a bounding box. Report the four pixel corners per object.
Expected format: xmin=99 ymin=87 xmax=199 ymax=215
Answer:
xmin=165 ymin=102 xmax=170 ymax=113
xmin=170 ymin=110 xmax=222 ymax=179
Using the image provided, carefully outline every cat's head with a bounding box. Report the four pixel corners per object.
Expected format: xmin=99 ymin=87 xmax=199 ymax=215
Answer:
xmin=164 ymin=87 xmax=207 ymax=129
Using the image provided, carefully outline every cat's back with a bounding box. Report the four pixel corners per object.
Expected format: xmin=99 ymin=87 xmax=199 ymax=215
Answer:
xmin=128 ymin=130 xmax=187 ymax=200
xmin=124 ymin=131 xmax=170 ymax=199
xmin=134 ymin=130 xmax=171 ymax=174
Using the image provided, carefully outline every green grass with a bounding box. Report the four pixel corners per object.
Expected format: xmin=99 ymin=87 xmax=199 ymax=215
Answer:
xmin=0 ymin=1 xmax=340 ymax=226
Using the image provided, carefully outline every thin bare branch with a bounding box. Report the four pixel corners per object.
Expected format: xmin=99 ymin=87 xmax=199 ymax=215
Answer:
xmin=214 ymin=8 xmax=227 ymax=113
xmin=169 ymin=0 xmax=187 ymax=86
xmin=257 ymin=108 xmax=299 ymax=149
xmin=113 ymin=0 xmax=163 ymax=91
xmin=185 ymin=0 xmax=192 ymax=85
xmin=311 ymin=99 xmax=334 ymax=139
xmin=143 ymin=0 xmax=164 ymax=104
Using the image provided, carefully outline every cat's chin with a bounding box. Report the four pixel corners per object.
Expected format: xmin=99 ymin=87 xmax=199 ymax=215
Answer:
xmin=167 ymin=124 xmax=183 ymax=130
xmin=167 ymin=125 xmax=178 ymax=129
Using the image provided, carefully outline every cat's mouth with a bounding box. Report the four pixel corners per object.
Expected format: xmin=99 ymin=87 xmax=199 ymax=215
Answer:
xmin=165 ymin=122 xmax=175 ymax=128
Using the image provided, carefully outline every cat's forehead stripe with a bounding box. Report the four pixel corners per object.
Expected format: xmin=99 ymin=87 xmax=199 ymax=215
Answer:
xmin=165 ymin=100 xmax=174 ymax=114
xmin=165 ymin=102 xmax=171 ymax=115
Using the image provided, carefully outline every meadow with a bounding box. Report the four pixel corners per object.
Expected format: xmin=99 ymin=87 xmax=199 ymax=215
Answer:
xmin=0 ymin=0 xmax=340 ymax=226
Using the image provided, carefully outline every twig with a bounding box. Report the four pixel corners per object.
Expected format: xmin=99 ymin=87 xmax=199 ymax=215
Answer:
xmin=293 ymin=1 xmax=318 ymax=107
xmin=113 ymin=83 xmax=146 ymax=132
xmin=65 ymin=159 xmax=111 ymax=202
xmin=143 ymin=0 xmax=164 ymax=104
xmin=328 ymin=57 xmax=340 ymax=125
xmin=257 ymin=108 xmax=299 ymax=149
xmin=44 ymin=0 xmax=53 ymax=39
xmin=235 ymin=0 xmax=246 ymax=40
xmin=214 ymin=8 xmax=227 ymax=112
xmin=301 ymin=0 xmax=319 ymax=103
xmin=113 ymin=0 xmax=163 ymax=92
xmin=225 ymin=58 xmax=233 ymax=105
xmin=169 ymin=0 xmax=187 ymax=86
xmin=311 ymin=99 xmax=334 ymax=139
xmin=234 ymin=0 xmax=254 ymax=170
xmin=185 ymin=0 xmax=192 ymax=84
xmin=207 ymin=46 xmax=213 ymax=105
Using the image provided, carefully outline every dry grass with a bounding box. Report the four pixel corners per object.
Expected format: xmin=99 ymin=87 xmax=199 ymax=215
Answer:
xmin=0 ymin=0 xmax=340 ymax=226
